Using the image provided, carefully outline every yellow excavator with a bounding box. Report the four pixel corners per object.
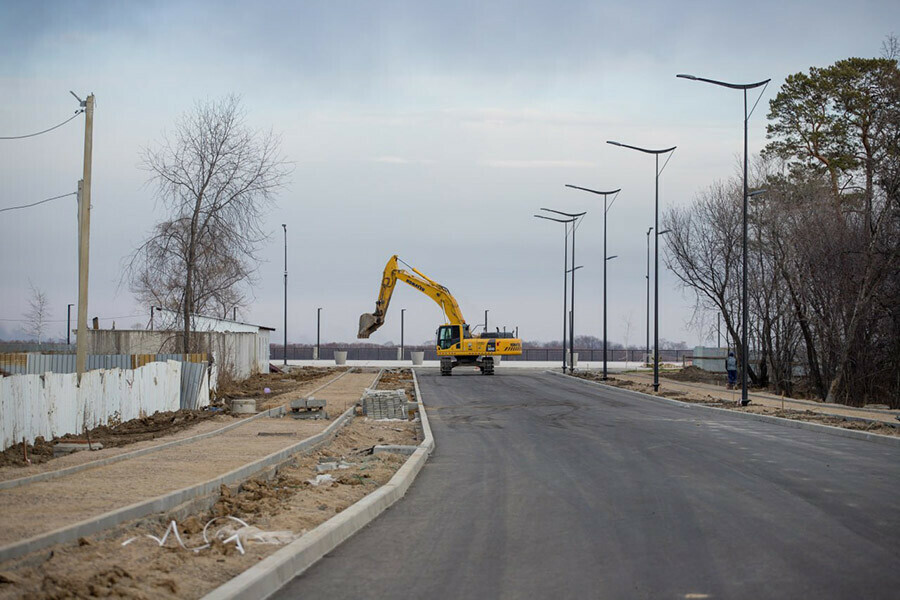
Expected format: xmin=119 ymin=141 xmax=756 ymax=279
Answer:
xmin=358 ymin=255 xmax=522 ymax=375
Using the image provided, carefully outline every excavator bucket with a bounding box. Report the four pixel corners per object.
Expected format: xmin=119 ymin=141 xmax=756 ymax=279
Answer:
xmin=358 ymin=313 xmax=380 ymax=339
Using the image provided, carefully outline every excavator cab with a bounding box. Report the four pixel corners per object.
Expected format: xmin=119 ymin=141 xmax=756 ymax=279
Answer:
xmin=436 ymin=325 xmax=461 ymax=350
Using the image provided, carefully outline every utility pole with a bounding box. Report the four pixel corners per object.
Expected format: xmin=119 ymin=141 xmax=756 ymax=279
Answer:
xmin=75 ymin=93 xmax=94 ymax=382
xmin=317 ymin=307 xmax=322 ymax=361
xmin=282 ymin=223 xmax=287 ymax=366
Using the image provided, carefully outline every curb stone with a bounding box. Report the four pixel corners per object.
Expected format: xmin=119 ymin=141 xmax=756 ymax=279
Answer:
xmin=0 ymin=369 xmax=354 ymax=491
xmin=201 ymin=369 xmax=434 ymax=600
xmin=0 ymin=404 xmax=358 ymax=563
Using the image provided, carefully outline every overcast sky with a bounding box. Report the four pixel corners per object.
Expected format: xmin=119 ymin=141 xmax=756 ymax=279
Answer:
xmin=1 ymin=1 xmax=896 ymax=348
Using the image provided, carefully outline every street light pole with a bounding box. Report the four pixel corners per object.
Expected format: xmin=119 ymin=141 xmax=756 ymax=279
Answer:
xmin=535 ymin=214 xmax=578 ymax=373
xmin=565 ymin=185 xmax=620 ymax=379
xmin=485 ymin=309 xmax=489 ymax=335
xmin=677 ymin=73 xmax=770 ymax=406
xmin=607 ymin=141 xmax=676 ymax=391
xmin=645 ymin=227 xmax=652 ymax=365
xmin=317 ymin=307 xmax=322 ymax=361
xmin=282 ymin=224 xmax=287 ymax=366
xmin=540 ymin=209 xmax=587 ymax=374
xmin=401 ymin=308 xmax=406 ymax=361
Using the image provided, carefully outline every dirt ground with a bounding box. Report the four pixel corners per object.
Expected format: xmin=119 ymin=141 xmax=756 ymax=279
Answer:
xmin=376 ymin=368 xmax=416 ymax=403
xmin=0 ymin=417 xmax=419 ymax=600
xmin=662 ymin=365 xmax=727 ymax=386
xmin=215 ymin=367 xmax=345 ymax=410
xmin=0 ymin=410 xmax=223 ymax=470
xmin=0 ymin=367 xmax=343 ymax=475
xmin=0 ymin=372 xmax=379 ymax=546
xmin=576 ymin=372 xmax=900 ymax=437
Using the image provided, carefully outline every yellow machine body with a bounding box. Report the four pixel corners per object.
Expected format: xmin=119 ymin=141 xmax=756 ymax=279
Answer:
xmin=358 ymin=255 xmax=522 ymax=375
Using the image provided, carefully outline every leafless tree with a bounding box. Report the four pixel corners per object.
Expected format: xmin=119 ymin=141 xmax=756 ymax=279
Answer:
xmin=22 ymin=283 xmax=51 ymax=344
xmin=662 ymin=179 xmax=759 ymax=383
xmin=128 ymin=96 xmax=289 ymax=353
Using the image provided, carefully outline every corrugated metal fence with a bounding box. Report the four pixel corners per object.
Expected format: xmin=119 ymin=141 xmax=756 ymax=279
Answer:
xmin=0 ymin=353 xmax=211 ymax=414
xmin=0 ymin=352 xmax=207 ymax=376
xmin=0 ymin=361 xmax=187 ymax=450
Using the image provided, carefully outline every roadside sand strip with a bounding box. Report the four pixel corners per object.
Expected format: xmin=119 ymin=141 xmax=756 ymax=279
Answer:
xmin=616 ymin=372 xmax=900 ymax=424
xmin=0 ymin=371 xmax=377 ymax=549
xmin=0 ymin=369 xmax=351 ymax=487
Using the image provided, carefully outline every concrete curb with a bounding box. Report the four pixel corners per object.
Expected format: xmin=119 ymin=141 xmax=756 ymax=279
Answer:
xmin=548 ymin=371 xmax=900 ymax=448
xmin=0 ymin=405 xmax=358 ymax=563
xmin=201 ymin=368 xmax=434 ymax=600
xmin=0 ymin=369 xmax=354 ymax=492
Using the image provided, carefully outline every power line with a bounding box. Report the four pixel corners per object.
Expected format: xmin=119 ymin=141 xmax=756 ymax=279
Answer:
xmin=0 ymin=110 xmax=84 ymax=140
xmin=0 ymin=192 xmax=76 ymax=214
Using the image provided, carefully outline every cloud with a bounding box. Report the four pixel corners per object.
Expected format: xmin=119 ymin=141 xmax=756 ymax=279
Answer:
xmin=480 ymin=159 xmax=596 ymax=169
xmin=369 ymin=156 xmax=434 ymax=165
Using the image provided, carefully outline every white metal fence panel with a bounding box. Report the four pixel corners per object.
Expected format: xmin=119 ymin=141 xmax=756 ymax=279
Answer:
xmin=0 ymin=361 xmax=182 ymax=450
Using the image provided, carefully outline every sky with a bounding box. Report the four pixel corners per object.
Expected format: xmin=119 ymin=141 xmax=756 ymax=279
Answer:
xmin=1 ymin=0 xmax=897 ymax=348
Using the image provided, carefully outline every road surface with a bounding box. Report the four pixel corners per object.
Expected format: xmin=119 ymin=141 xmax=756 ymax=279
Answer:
xmin=273 ymin=371 xmax=900 ymax=599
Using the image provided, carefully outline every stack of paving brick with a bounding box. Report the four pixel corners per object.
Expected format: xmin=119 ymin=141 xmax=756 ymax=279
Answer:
xmin=362 ymin=389 xmax=408 ymax=420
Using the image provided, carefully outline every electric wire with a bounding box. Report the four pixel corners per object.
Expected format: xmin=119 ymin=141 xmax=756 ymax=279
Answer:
xmin=0 ymin=110 xmax=84 ymax=140
xmin=0 ymin=192 xmax=76 ymax=214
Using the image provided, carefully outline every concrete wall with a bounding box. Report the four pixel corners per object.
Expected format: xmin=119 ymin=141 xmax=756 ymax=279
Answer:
xmin=0 ymin=361 xmax=184 ymax=450
xmin=85 ymin=330 xmax=268 ymax=380
xmin=693 ymin=346 xmax=729 ymax=373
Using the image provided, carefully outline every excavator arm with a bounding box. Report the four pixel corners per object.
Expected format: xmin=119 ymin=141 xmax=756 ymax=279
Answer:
xmin=358 ymin=255 xmax=467 ymax=338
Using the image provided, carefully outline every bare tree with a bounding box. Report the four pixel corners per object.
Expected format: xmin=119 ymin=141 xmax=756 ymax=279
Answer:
xmin=22 ymin=283 xmax=51 ymax=344
xmin=128 ymin=96 xmax=289 ymax=353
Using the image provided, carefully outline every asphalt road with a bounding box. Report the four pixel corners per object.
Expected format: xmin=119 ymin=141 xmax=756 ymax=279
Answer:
xmin=272 ymin=370 xmax=900 ymax=600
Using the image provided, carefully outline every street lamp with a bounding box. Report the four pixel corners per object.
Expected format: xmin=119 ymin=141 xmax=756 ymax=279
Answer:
xmin=541 ymin=208 xmax=587 ymax=374
xmin=535 ymin=213 xmax=578 ymax=373
xmin=607 ymin=140 xmax=676 ymax=391
xmin=401 ymin=308 xmax=406 ymax=361
xmin=316 ymin=307 xmax=322 ymax=361
xmin=565 ymin=184 xmax=621 ymax=380
xmin=282 ymin=224 xmax=287 ymax=366
xmin=677 ymin=73 xmax=770 ymax=406
xmin=645 ymin=227 xmax=652 ymax=365
xmin=484 ymin=309 xmax=489 ymax=335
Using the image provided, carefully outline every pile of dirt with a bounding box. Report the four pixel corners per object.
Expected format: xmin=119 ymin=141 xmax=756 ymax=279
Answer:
xmin=216 ymin=367 xmax=341 ymax=402
xmin=0 ymin=409 xmax=219 ymax=469
xmin=376 ymin=368 xmax=416 ymax=403
xmin=0 ymin=417 xmax=418 ymax=600
xmin=0 ymin=437 xmax=54 ymax=468
xmin=664 ymin=365 xmax=727 ymax=385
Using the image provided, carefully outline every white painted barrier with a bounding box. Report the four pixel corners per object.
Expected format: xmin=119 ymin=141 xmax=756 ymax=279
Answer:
xmin=0 ymin=361 xmax=184 ymax=451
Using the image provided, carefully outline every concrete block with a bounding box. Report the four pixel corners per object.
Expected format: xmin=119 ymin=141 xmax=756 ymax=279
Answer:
xmin=372 ymin=445 xmax=417 ymax=456
xmin=232 ymin=398 xmax=257 ymax=415
xmin=290 ymin=410 xmax=327 ymax=420
xmin=53 ymin=442 xmax=103 ymax=457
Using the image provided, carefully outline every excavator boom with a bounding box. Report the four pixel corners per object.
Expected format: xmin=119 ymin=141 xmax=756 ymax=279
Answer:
xmin=358 ymin=255 xmax=466 ymax=338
